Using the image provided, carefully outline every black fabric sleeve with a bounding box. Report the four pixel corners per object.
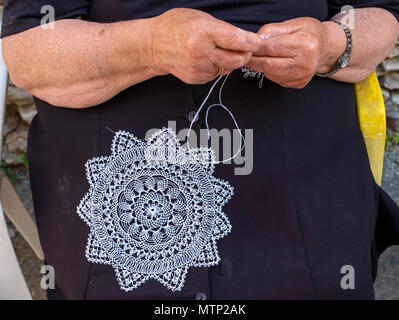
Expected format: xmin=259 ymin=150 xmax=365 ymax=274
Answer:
xmin=1 ymin=0 xmax=90 ymax=38
xmin=328 ymin=0 xmax=399 ymax=21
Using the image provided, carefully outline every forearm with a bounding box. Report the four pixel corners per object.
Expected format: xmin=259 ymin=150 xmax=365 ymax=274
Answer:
xmin=2 ymin=18 xmax=160 ymax=108
xmin=319 ymin=7 xmax=399 ymax=83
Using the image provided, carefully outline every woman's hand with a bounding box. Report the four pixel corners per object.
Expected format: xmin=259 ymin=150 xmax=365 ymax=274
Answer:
xmin=247 ymin=17 xmax=346 ymax=89
xmin=3 ymin=8 xmax=260 ymax=108
xmin=149 ymin=8 xmax=261 ymax=84
xmin=247 ymin=8 xmax=399 ymax=87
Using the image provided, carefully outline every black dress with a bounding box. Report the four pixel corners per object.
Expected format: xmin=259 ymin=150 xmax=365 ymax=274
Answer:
xmin=2 ymin=0 xmax=399 ymax=300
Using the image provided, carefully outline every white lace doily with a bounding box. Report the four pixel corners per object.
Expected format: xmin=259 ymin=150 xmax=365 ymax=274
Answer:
xmin=77 ymin=128 xmax=233 ymax=292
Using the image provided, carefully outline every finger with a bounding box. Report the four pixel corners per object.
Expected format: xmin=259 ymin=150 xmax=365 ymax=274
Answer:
xmin=248 ymin=56 xmax=313 ymax=88
xmin=254 ymin=33 xmax=303 ymax=57
xmin=212 ymin=48 xmax=252 ymax=71
xmin=210 ymin=22 xmax=261 ymax=53
xmin=257 ymin=21 xmax=302 ymax=39
xmin=246 ymin=56 xmax=294 ymax=79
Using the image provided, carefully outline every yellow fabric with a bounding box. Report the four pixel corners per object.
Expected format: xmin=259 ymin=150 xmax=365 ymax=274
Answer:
xmin=355 ymin=71 xmax=386 ymax=186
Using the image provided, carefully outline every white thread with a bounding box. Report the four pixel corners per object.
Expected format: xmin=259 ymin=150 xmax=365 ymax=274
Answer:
xmin=105 ymin=126 xmax=117 ymax=134
xmin=186 ymin=74 xmax=245 ymax=164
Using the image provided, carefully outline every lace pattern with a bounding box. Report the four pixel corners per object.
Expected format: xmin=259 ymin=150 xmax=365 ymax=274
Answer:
xmin=77 ymin=128 xmax=233 ymax=292
xmin=241 ymin=66 xmax=265 ymax=88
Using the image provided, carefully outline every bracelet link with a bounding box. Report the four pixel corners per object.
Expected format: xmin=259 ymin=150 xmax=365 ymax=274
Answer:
xmin=316 ymin=21 xmax=352 ymax=78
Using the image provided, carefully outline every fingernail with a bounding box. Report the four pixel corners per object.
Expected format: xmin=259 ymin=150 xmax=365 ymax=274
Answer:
xmin=260 ymin=34 xmax=271 ymax=40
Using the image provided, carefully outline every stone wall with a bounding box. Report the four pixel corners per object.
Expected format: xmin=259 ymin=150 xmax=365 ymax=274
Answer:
xmin=2 ymin=81 xmax=36 ymax=166
xmin=379 ymin=41 xmax=399 ymax=133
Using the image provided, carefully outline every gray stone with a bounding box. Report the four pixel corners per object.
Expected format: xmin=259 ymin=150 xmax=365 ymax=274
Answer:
xmin=5 ymin=122 xmax=28 ymax=153
xmin=17 ymin=103 xmax=37 ymax=124
xmin=376 ymin=64 xmax=386 ymax=77
xmin=386 ymin=99 xmax=399 ymax=118
xmin=11 ymin=168 xmax=34 ymax=217
xmin=382 ymin=57 xmax=399 ymax=72
xmin=375 ymin=146 xmax=399 ymax=300
xmin=7 ymin=225 xmax=16 ymax=238
xmin=388 ymin=118 xmax=399 ymax=132
xmin=6 ymin=86 xmax=33 ymax=106
xmin=388 ymin=45 xmax=399 ymax=59
xmin=5 ymin=215 xmax=17 ymax=238
xmin=3 ymin=105 xmax=20 ymax=135
xmin=381 ymin=88 xmax=391 ymax=101
xmin=375 ymin=246 xmax=399 ymax=300
xmin=1 ymin=151 xmax=21 ymax=166
xmin=392 ymin=91 xmax=399 ymax=106
xmin=382 ymin=73 xmax=399 ymax=90
xmin=388 ymin=151 xmax=399 ymax=165
xmin=386 ymin=100 xmax=399 ymax=131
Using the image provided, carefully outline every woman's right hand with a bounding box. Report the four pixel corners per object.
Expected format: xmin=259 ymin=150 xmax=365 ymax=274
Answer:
xmin=148 ymin=8 xmax=261 ymax=84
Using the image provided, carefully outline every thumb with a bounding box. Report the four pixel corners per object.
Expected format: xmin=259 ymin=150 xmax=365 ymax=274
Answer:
xmin=257 ymin=21 xmax=302 ymax=40
xmin=210 ymin=22 xmax=261 ymax=52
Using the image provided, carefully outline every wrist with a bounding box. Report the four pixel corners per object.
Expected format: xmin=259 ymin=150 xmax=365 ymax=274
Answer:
xmin=144 ymin=15 xmax=169 ymax=77
xmin=113 ymin=18 xmax=166 ymax=79
xmin=316 ymin=21 xmax=347 ymax=74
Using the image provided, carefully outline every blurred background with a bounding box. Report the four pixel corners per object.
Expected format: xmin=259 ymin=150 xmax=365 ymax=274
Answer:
xmin=0 ymin=0 xmax=398 ymax=300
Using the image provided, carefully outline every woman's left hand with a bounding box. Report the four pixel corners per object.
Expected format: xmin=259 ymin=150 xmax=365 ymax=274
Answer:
xmin=247 ymin=17 xmax=346 ymax=89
